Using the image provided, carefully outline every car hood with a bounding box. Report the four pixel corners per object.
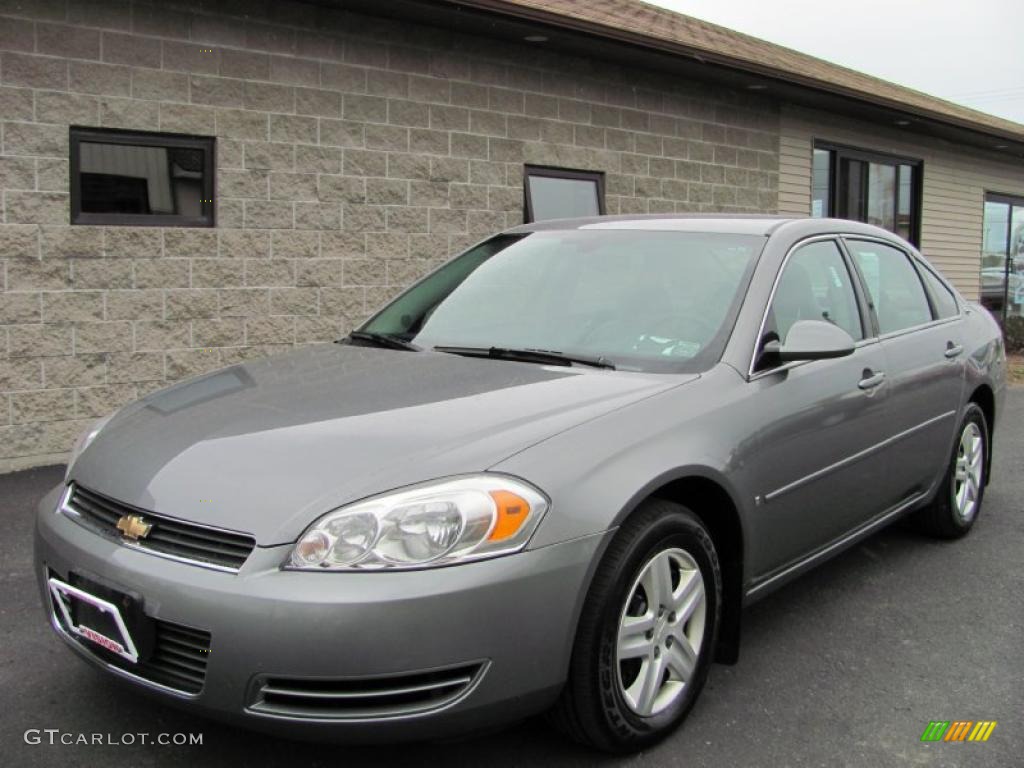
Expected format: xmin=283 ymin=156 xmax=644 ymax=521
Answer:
xmin=71 ymin=344 xmax=690 ymax=545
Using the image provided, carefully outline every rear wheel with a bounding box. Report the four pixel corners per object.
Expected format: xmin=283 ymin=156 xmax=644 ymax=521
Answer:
xmin=912 ymin=404 xmax=988 ymax=539
xmin=549 ymin=499 xmax=721 ymax=753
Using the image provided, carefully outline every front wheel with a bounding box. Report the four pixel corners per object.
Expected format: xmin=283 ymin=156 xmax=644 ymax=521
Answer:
xmin=549 ymin=499 xmax=721 ymax=753
xmin=912 ymin=403 xmax=988 ymax=539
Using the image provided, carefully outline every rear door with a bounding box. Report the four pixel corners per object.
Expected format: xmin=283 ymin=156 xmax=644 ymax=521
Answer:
xmin=845 ymin=238 xmax=965 ymax=500
xmin=743 ymin=237 xmax=893 ymax=578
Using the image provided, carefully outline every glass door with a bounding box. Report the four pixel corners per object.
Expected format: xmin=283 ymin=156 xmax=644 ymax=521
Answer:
xmin=981 ymin=194 xmax=1024 ymax=326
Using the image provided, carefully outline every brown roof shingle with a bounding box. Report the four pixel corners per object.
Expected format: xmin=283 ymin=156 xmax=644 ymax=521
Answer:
xmin=456 ymin=0 xmax=1024 ymax=143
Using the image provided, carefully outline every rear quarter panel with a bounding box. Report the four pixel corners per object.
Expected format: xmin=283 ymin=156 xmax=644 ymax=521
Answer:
xmin=963 ymin=302 xmax=1007 ymax=443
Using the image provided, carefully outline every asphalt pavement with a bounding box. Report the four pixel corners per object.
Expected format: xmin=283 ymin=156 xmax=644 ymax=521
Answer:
xmin=1 ymin=391 xmax=1021 ymax=767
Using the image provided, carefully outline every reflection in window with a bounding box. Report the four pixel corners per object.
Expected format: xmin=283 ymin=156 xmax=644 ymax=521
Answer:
xmin=839 ymin=157 xmax=866 ymax=221
xmin=811 ymin=149 xmax=831 ymax=217
xmin=361 ymin=230 xmax=763 ymax=373
xmin=866 ymin=162 xmax=896 ymax=232
xmin=71 ymin=128 xmax=214 ymax=227
xmin=524 ymin=166 xmax=604 ymax=223
xmin=981 ymin=195 xmax=1024 ymax=325
xmin=896 ymin=164 xmax=914 ymax=241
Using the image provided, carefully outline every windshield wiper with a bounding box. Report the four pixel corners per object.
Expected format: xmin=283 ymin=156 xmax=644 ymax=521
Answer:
xmin=341 ymin=331 xmax=421 ymax=351
xmin=433 ymin=345 xmax=615 ymax=370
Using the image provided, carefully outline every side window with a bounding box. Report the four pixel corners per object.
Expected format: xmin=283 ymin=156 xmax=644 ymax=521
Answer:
xmin=847 ymin=241 xmax=932 ymax=333
xmin=764 ymin=240 xmax=864 ymax=351
xmin=918 ymin=262 xmax=959 ymax=319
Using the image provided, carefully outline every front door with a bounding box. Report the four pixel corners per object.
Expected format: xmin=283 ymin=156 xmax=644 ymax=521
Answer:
xmin=743 ymin=238 xmax=893 ymax=579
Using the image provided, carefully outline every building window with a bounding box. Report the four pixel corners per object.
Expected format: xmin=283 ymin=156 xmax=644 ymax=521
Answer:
xmin=71 ymin=127 xmax=215 ymax=227
xmin=811 ymin=142 xmax=921 ymax=245
xmin=524 ymin=166 xmax=604 ymax=223
xmin=980 ymin=193 xmax=1024 ymax=325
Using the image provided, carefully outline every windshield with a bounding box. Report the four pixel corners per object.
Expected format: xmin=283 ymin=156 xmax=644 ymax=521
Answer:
xmin=360 ymin=229 xmax=765 ymax=372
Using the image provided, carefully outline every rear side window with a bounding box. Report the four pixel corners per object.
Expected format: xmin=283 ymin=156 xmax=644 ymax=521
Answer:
xmin=766 ymin=239 xmax=864 ymax=346
xmin=847 ymin=240 xmax=932 ymax=334
xmin=918 ymin=263 xmax=959 ymax=319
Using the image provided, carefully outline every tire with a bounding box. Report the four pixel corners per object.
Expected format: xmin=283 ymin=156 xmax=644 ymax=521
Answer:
xmin=912 ymin=403 xmax=988 ymax=539
xmin=549 ymin=498 xmax=722 ymax=753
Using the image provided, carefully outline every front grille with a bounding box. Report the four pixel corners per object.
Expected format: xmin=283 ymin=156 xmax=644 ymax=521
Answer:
xmin=65 ymin=484 xmax=255 ymax=571
xmin=54 ymin=602 xmax=212 ymax=695
xmin=248 ymin=663 xmax=486 ymax=720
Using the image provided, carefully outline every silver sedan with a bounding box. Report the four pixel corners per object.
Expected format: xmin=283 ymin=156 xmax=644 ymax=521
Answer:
xmin=35 ymin=215 xmax=1006 ymax=752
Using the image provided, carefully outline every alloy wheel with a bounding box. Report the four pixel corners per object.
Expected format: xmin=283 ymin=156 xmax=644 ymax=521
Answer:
xmin=616 ymin=547 xmax=706 ymax=717
xmin=953 ymin=421 xmax=984 ymax=523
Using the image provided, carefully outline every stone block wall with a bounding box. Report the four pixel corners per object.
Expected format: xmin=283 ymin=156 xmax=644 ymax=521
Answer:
xmin=0 ymin=0 xmax=780 ymax=471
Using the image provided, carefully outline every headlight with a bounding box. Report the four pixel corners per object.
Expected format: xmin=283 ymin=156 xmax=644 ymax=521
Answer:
xmin=287 ymin=475 xmax=549 ymax=571
xmin=65 ymin=412 xmax=115 ymax=481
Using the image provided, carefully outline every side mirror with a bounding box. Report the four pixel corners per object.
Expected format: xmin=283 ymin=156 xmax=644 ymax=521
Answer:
xmin=762 ymin=320 xmax=856 ymax=363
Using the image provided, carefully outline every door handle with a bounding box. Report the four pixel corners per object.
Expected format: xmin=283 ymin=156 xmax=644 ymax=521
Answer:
xmin=858 ymin=371 xmax=886 ymax=390
xmin=944 ymin=343 xmax=964 ymax=359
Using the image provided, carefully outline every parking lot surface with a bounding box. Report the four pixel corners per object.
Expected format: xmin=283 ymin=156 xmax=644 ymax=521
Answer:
xmin=2 ymin=390 xmax=1021 ymax=767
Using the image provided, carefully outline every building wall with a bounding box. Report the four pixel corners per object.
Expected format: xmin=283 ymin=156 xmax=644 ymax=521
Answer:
xmin=0 ymin=0 xmax=781 ymax=472
xmin=778 ymin=104 xmax=1024 ymax=298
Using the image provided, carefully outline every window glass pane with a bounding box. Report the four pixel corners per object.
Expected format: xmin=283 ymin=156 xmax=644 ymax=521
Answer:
xmin=918 ymin=263 xmax=959 ymax=319
xmin=811 ymin=149 xmax=831 ymax=217
xmin=527 ymin=174 xmax=600 ymax=222
xmin=848 ymin=241 xmax=932 ymax=333
xmin=767 ymin=240 xmax=863 ymax=346
xmin=1010 ymin=205 xmax=1024 ymax=320
xmin=980 ymin=200 xmax=1010 ymax=318
xmin=79 ymin=142 xmax=206 ymax=216
xmin=866 ymin=162 xmax=896 ymax=232
xmin=896 ymin=164 xmax=914 ymax=241
xmin=839 ymin=158 xmax=866 ymax=221
xmin=362 ymin=231 xmax=764 ymax=373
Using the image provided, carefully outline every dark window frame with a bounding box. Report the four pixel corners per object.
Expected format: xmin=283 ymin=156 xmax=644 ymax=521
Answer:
xmin=523 ymin=165 xmax=606 ymax=223
xmin=70 ymin=126 xmax=216 ymax=228
xmin=813 ymin=140 xmax=923 ymax=246
xmin=986 ymin=191 xmax=1024 ymax=207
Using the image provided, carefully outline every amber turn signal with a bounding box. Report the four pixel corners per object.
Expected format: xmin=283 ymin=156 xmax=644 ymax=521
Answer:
xmin=488 ymin=490 xmax=531 ymax=541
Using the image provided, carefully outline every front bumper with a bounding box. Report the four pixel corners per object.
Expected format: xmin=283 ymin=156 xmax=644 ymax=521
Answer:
xmin=34 ymin=483 xmax=607 ymax=741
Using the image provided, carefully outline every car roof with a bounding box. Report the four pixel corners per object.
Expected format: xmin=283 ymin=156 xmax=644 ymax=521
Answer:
xmin=506 ymin=214 xmax=794 ymax=236
xmin=504 ymin=214 xmax=908 ymax=242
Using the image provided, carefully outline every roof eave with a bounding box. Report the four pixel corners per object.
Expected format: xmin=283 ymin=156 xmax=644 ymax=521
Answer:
xmin=449 ymin=0 xmax=1024 ymax=146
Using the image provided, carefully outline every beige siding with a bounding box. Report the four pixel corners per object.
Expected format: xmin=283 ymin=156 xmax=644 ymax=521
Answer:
xmin=778 ymin=105 xmax=1024 ymax=299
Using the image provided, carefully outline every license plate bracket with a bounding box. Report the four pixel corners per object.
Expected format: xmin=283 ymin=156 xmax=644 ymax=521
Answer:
xmin=49 ymin=577 xmax=140 ymax=664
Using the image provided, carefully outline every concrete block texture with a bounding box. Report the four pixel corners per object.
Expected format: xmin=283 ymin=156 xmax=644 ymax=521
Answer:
xmin=0 ymin=0 xmax=780 ymax=471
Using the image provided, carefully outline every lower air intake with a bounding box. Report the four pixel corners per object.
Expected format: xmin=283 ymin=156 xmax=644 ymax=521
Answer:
xmin=248 ymin=662 xmax=486 ymax=720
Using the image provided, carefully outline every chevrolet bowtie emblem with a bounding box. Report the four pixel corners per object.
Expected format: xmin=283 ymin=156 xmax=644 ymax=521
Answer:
xmin=116 ymin=514 xmax=152 ymax=540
